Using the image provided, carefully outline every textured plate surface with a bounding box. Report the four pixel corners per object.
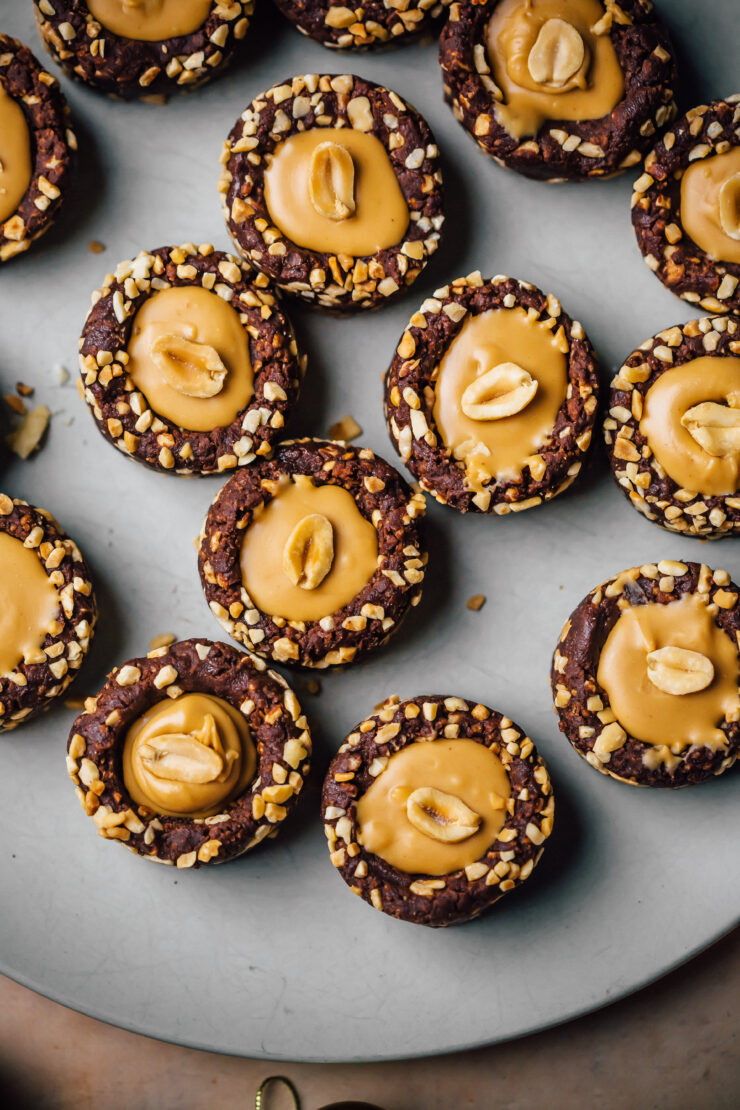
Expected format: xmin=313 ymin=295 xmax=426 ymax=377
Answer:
xmin=0 ymin=1 xmax=738 ymax=1064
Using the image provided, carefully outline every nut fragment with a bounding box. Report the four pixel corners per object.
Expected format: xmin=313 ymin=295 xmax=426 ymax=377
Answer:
xmin=282 ymin=513 xmax=334 ymax=590
xmin=681 ymin=401 xmax=740 ymax=456
xmin=528 ymin=18 xmax=585 ymax=88
xmin=406 ymin=786 xmax=482 ymax=843
xmin=718 ymin=174 xmax=740 ymax=240
xmin=140 ymin=717 xmax=225 ymax=784
xmin=461 ymin=362 xmax=538 ymax=421
xmin=150 ymin=333 xmax=228 ymax=398
xmin=467 ymin=593 xmax=486 ymax=611
xmin=327 ymin=414 xmax=362 ymax=442
xmin=5 ymin=405 xmax=50 ymax=459
xmin=308 ymin=142 xmax=356 ymax=222
xmin=646 ymin=645 xmax=715 ymax=695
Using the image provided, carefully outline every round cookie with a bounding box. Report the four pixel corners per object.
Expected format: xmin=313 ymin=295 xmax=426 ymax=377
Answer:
xmin=270 ymin=0 xmax=450 ymax=49
xmin=552 ymin=561 xmax=740 ymax=787
xmin=439 ymin=0 xmax=676 ymax=182
xmin=219 ymin=73 xmax=445 ymax=312
xmin=66 ymin=638 xmax=312 ymax=866
xmin=33 ymin=0 xmax=252 ymax=99
xmin=632 ymin=96 xmax=740 ymax=316
xmin=605 ymin=315 xmax=740 ymax=538
xmin=0 ymin=34 xmax=75 ymax=264
xmin=198 ymin=438 xmax=427 ymax=669
xmin=322 ymin=695 xmax=554 ymax=927
xmin=0 ymin=495 xmax=96 ymax=732
xmin=384 ymin=271 xmax=599 ymax=513
xmin=78 ymin=244 xmax=304 ymax=476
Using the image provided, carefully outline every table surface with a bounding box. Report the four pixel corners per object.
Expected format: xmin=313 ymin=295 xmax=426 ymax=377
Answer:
xmin=2 ymin=929 xmax=739 ymax=1109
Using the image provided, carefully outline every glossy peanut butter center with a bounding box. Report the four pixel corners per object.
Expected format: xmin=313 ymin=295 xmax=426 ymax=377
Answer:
xmin=122 ymin=692 xmax=256 ymax=818
xmin=87 ymin=0 xmax=212 ymax=41
xmin=433 ymin=306 xmax=568 ymax=481
xmin=126 ymin=285 xmax=253 ymax=432
xmin=356 ymin=739 xmax=511 ymax=876
xmin=263 ymin=128 xmax=409 ymax=256
xmin=0 ymin=532 xmax=60 ymax=676
xmin=640 ymin=355 xmax=740 ymax=497
xmin=0 ymin=85 xmax=32 ymax=225
xmin=680 ymin=147 xmax=740 ymax=265
xmin=240 ymin=476 xmax=378 ymax=622
xmin=597 ymin=594 xmax=740 ymax=751
xmin=486 ymin=0 xmax=624 ymax=140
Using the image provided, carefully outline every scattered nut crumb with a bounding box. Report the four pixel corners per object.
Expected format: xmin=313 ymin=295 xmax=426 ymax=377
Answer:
xmin=327 ymin=414 xmax=362 ymax=442
xmin=64 ymin=697 xmax=86 ymax=711
xmin=5 ymin=405 xmax=50 ymax=459
xmin=15 ymin=382 xmax=34 ymax=397
xmin=149 ymin=632 xmax=176 ymax=650
xmin=4 ymin=394 xmax=26 ymax=416
xmin=467 ymin=594 xmax=486 ymax=611
xmin=374 ymin=694 xmax=400 ymax=710
xmin=54 ymin=364 xmax=70 ymax=386
xmin=304 ymin=679 xmax=322 ymax=696
xmin=88 ymin=240 xmax=105 ymax=254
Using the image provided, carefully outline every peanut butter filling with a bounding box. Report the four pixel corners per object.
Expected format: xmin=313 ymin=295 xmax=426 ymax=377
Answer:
xmin=86 ymin=0 xmax=212 ymax=42
xmin=0 ymin=532 xmax=60 ymax=676
xmin=640 ymin=355 xmax=740 ymax=497
xmin=356 ymin=739 xmax=511 ymax=876
xmin=240 ymin=475 xmax=378 ymax=622
xmin=597 ymin=594 xmax=740 ymax=752
xmin=263 ymin=128 xmax=409 ymax=257
xmin=122 ymin=692 xmax=256 ymax=818
xmin=433 ymin=306 xmax=568 ymax=481
xmin=0 ymin=85 xmax=32 ymax=225
xmin=680 ymin=147 xmax=740 ymax=265
xmin=126 ymin=285 xmax=253 ymax=432
xmin=486 ymin=0 xmax=625 ymax=140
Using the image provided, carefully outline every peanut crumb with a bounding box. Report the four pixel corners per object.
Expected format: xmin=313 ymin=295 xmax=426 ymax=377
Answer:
xmin=149 ymin=632 xmax=176 ymax=650
xmin=15 ymin=382 xmax=34 ymax=397
xmin=5 ymin=405 xmax=50 ymax=459
xmin=88 ymin=240 xmax=105 ymax=254
xmin=4 ymin=394 xmax=26 ymax=416
xmin=64 ymin=697 xmax=87 ymax=711
xmin=303 ymin=679 xmax=322 ymax=696
xmin=327 ymin=414 xmax=362 ymax=442
xmin=467 ymin=594 xmax=486 ymax=612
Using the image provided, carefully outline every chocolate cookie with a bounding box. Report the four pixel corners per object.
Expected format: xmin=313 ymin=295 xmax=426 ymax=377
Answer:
xmin=0 ymin=33 xmax=75 ymax=264
xmin=605 ymin=315 xmax=740 ymax=538
xmin=198 ymin=438 xmax=427 ymax=669
xmin=270 ymin=0 xmax=450 ymax=49
xmin=0 ymin=495 xmax=96 ymax=732
xmin=78 ymin=244 xmax=304 ymax=476
xmin=632 ymin=96 xmax=740 ymax=316
xmin=219 ymin=73 xmax=444 ymax=312
xmin=66 ymin=638 xmax=312 ymax=866
xmin=322 ymin=694 xmax=554 ymax=927
xmin=439 ymin=0 xmax=677 ymax=182
xmin=33 ymin=0 xmax=252 ymax=99
xmin=552 ymin=561 xmax=740 ymax=787
xmin=384 ymin=271 xmax=599 ymax=513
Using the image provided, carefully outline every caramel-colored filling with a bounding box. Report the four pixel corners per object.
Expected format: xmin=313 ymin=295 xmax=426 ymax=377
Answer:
xmin=126 ymin=286 xmax=253 ymax=432
xmin=356 ymin=739 xmax=511 ymax=876
xmin=597 ymin=594 xmax=740 ymax=752
xmin=680 ymin=147 xmax=740 ymax=265
xmin=0 ymin=532 xmax=60 ymax=676
xmin=0 ymin=86 xmax=32 ymax=225
xmin=433 ymin=306 xmax=568 ymax=481
xmin=263 ymin=128 xmax=409 ymax=256
xmin=86 ymin=0 xmax=212 ymax=42
xmin=122 ymin=692 xmax=256 ymax=818
xmin=640 ymin=355 xmax=740 ymax=497
xmin=240 ymin=475 xmax=378 ymax=623
xmin=486 ymin=0 xmax=625 ymax=140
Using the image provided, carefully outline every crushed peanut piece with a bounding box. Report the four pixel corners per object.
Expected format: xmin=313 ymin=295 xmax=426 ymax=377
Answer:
xmin=467 ymin=594 xmax=486 ymax=611
xmin=327 ymin=414 xmax=362 ymax=442
xmin=6 ymin=405 xmax=51 ymax=459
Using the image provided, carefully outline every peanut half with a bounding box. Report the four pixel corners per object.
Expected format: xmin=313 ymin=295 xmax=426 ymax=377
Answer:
xmin=719 ymin=174 xmax=740 ymax=240
xmin=406 ymin=786 xmax=482 ymax=843
xmin=308 ymin=142 xmax=356 ymax=222
xmin=282 ymin=512 xmax=335 ymax=590
xmin=681 ymin=400 xmax=740 ymax=456
xmin=646 ymin=645 xmax=715 ymax=695
xmin=140 ymin=733 xmax=225 ymax=784
xmin=528 ymin=18 xmax=585 ymax=88
xmin=150 ymin=333 xmax=228 ymax=398
xmin=461 ymin=361 xmax=538 ymax=421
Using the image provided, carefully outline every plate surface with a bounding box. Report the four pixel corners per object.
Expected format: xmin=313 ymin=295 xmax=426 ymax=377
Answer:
xmin=1 ymin=0 xmax=738 ymax=1064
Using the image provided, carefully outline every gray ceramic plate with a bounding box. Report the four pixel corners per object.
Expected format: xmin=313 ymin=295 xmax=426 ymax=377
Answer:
xmin=0 ymin=0 xmax=738 ymax=1064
